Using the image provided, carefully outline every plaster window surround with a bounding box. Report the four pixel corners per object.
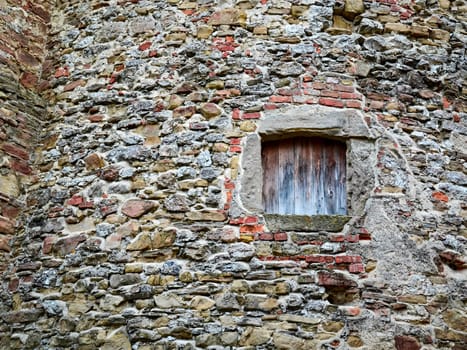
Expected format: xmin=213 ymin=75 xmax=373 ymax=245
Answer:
xmin=240 ymin=105 xmax=376 ymax=232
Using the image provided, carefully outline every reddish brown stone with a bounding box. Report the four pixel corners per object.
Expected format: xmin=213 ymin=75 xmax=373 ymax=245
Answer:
xmin=84 ymin=153 xmax=105 ymax=171
xmin=0 ymin=235 xmax=11 ymax=252
xmin=395 ymin=335 xmax=421 ymax=350
xmin=173 ymin=106 xmax=196 ymax=118
xmin=318 ymin=271 xmax=357 ymax=289
xmin=10 ymin=159 xmax=32 ymax=175
xmin=439 ymin=251 xmax=466 ymax=270
xmin=63 ymin=79 xmax=86 ymax=92
xmin=53 ymin=234 xmax=87 ymax=256
xmin=16 ymin=49 xmax=40 ymax=68
xmin=121 ymin=199 xmax=155 ymax=218
xmin=42 ymin=236 xmax=55 ymax=254
xmin=20 ymin=71 xmax=38 ymax=88
xmin=0 ymin=217 xmax=14 ymax=235
xmin=55 ymin=66 xmax=69 ymax=78
xmin=100 ymin=167 xmax=120 ymax=181
xmin=2 ymin=143 xmax=29 ymax=160
xmin=67 ymin=195 xmax=84 ymax=206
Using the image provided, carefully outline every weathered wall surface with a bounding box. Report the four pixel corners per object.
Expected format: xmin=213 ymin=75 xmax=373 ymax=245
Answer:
xmin=0 ymin=0 xmax=51 ymax=272
xmin=1 ymin=0 xmax=466 ymax=349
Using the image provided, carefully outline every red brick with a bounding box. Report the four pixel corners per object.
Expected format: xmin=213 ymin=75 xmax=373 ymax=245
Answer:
xmin=229 ymin=218 xmax=244 ymax=225
xmin=230 ymin=138 xmax=241 ymax=145
xmin=335 ymin=255 xmax=362 ymax=264
xmin=320 ymin=90 xmax=339 ymax=98
xmin=330 ymin=235 xmax=345 ymax=242
xmin=243 ymin=112 xmax=261 ymax=119
xmin=240 ymin=224 xmax=264 ymax=233
xmin=269 ymin=95 xmax=292 ymax=103
xmin=258 ymin=233 xmax=273 ymax=241
xmin=67 ymin=195 xmax=84 ymax=206
xmin=345 ymin=234 xmax=360 ymax=243
xmin=263 ymin=103 xmax=278 ymax=110
xmin=306 ymin=255 xmax=334 ymax=263
xmin=319 ymin=98 xmax=344 ymax=108
xmin=224 ymin=179 xmax=235 ymax=190
xmin=348 ymin=263 xmax=365 ymax=273
xmin=139 ymin=41 xmax=152 ymax=50
xmin=345 ymin=100 xmax=363 ymax=109
xmin=274 ymin=232 xmax=287 ymax=241
xmin=244 ymin=216 xmax=258 ymax=225
xmin=229 ymin=145 xmax=242 ymax=153
xmin=432 ymin=191 xmax=449 ymax=202
xmin=232 ymin=108 xmax=242 ymax=120
xmin=340 ymin=92 xmax=362 ymax=100
xmin=78 ymin=201 xmax=94 ymax=209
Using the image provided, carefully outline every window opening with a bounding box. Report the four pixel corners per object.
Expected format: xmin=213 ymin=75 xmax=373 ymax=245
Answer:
xmin=262 ymin=137 xmax=346 ymax=215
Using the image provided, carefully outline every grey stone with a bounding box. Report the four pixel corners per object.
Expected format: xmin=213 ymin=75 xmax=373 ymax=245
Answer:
xmin=161 ymin=261 xmax=182 ymax=275
xmin=109 ymin=274 xmax=142 ymax=288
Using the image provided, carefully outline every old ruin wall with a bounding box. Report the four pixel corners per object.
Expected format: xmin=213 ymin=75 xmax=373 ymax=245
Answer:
xmin=0 ymin=0 xmax=466 ymax=349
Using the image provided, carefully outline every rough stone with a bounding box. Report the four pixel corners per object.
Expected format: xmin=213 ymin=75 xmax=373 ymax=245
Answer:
xmin=121 ymin=199 xmax=155 ymax=218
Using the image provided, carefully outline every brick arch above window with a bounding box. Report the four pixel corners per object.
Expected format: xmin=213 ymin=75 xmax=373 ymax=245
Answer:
xmin=240 ymin=105 xmax=376 ymax=232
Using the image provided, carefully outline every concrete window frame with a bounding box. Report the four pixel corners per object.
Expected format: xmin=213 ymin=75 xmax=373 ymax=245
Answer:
xmin=240 ymin=105 xmax=376 ymax=232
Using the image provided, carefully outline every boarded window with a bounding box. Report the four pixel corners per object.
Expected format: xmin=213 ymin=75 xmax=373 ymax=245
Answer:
xmin=262 ymin=137 xmax=346 ymax=215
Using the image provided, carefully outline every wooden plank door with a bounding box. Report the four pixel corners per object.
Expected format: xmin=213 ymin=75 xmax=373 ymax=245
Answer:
xmin=262 ymin=137 xmax=346 ymax=215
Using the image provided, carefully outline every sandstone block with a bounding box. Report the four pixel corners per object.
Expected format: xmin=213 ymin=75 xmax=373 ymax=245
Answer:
xmin=102 ymin=328 xmax=131 ymax=350
xmin=199 ymin=103 xmax=222 ymax=119
xmin=127 ymin=232 xmax=152 ymax=251
xmin=343 ymin=0 xmax=364 ymax=20
xmin=190 ymin=296 xmax=215 ymax=311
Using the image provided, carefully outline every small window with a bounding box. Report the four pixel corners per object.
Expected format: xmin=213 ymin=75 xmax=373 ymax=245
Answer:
xmin=262 ymin=137 xmax=346 ymax=215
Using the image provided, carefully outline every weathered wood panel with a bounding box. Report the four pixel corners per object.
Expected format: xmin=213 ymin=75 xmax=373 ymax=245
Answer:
xmin=262 ymin=137 xmax=346 ymax=215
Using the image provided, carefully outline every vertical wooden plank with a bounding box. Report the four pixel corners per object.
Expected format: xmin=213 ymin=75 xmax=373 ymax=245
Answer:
xmin=295 ymin=138 xmax=311 ymax=215
xmin=323 ymin=140 xmax=337 ymax=214
xmin=278 ymin=139 xmax=294 ymax=214
xmin=335 ymin=141 xmax=347 ymax=214
xmin=262 ymin=141 xmax=279 ymax=213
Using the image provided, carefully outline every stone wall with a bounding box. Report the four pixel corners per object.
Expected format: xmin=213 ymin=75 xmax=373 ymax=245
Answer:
xmin=0 ymin=0 xmax=51 ymax=271
xmin=1 ymin=0 xmax=466 ymax=349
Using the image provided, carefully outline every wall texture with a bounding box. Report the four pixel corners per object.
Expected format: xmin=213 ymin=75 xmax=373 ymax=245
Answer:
xmin=0 ymin=0 xmax=52 ymax=273
xmin=0 ymin=0 xmax=466 ymax=349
